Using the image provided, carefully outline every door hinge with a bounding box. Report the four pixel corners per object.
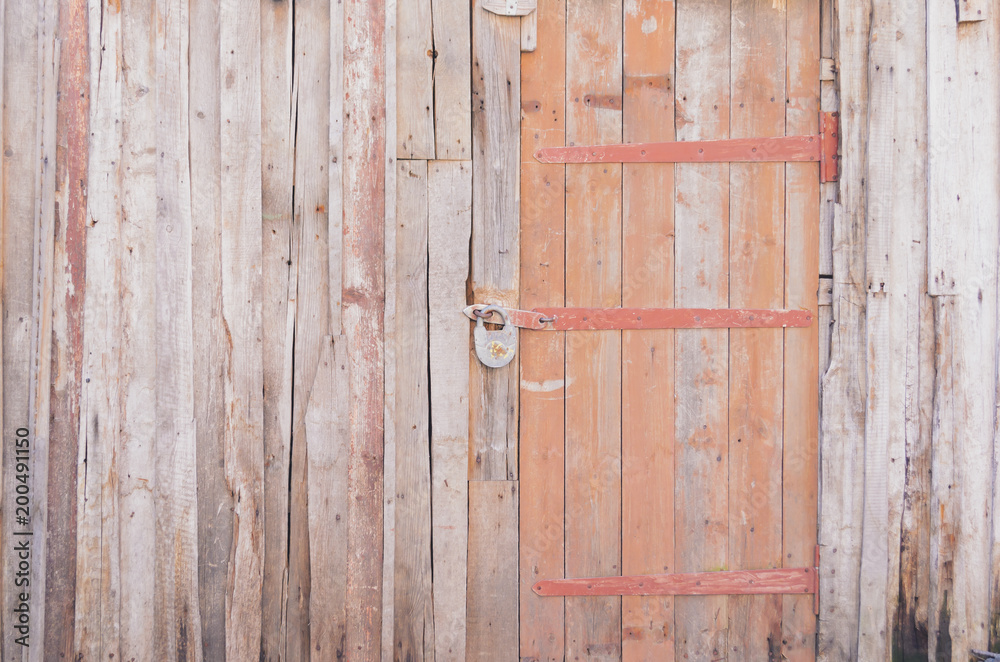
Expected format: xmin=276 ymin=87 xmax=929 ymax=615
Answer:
xmin=535 ymin=111 xmax=840 ymax=183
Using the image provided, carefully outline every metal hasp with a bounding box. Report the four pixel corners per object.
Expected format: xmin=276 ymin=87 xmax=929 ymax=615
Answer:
xmin=464 ymin=305 xmax=813 ymax=330
xmin=535 ymin=111 xmax=840 ymax=183
xmin=534 ymin=547 xmax=821 ymax=615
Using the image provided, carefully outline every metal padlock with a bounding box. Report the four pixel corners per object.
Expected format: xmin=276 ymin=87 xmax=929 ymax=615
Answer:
xmin=474 ymin=305 xmax=516 ymax=368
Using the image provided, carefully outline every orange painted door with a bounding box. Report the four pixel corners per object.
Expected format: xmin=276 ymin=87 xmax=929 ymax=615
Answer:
xmin=519 ymin=0 xmax=820 ymax=660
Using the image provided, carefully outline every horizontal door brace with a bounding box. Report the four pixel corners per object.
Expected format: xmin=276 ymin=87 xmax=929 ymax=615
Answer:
xmin=533 ymin=566 xmax=819 ymax=614
xmin=534 ymin=111 xmax=839 ymax=182
xmin=464 ymin=305 xmax=812 ymax=330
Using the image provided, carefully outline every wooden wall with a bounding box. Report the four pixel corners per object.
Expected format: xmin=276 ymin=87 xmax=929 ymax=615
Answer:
xmin=819 ymin=1 xmax=1000 ymax=661
xmin=1 ymin=0 xmax=1000 ymax=660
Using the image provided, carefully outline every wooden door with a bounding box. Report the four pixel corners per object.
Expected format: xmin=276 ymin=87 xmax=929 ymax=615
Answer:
xmin=519 ymin=0 xmax=820 ymax=659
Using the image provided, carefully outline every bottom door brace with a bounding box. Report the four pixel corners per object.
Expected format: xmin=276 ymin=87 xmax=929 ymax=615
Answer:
xmin=534 ymin=549 xmax=820 ymax=615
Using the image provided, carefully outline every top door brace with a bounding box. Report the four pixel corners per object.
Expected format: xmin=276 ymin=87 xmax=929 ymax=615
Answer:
xmin=534 ymin=111 xmax=840 ymax=182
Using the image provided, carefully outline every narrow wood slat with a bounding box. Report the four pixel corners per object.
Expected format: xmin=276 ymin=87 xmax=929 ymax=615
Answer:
xmin=74 ymin=2 xmax=124 ymax=657
xmin=467 ymin=481 xmax=519 ymax=659
xmin=393 ymin=160 xmax=434 ymax=661
xmin=470 ymin=0 xmax=521 ymax=481
xmin=534 ymin=568 xmax=818 ymax=597
xmin=728 ymin=0 xmax=787 ymax=658
xmin=220 ymin=0 xmax=266 ymax=656
xmin=673 ymin=1 xmax=730 ymax=658
xmin=306 ymin=336 xmax=351 ymax=660
xmin=117 ymin=3 xmax=160 ymax=658
xmin=517 ymin=0 xmax=566 ymax=655
xmin=342 ymin=0 xmax=388 ymax=655
xmin=536 ymin=134 xmax=821 ymax=164
xmin=783 ymin=0 xmax=821 ymax=659
xmin=428 ymin=160 xmax=473 ymax=661
xmin=565 ymin=0 xmax=623 ymax=658
xmin=622 ymin=0 xmax=675 ymax=658
xmin=259 ymin=0 xmax=295 ymax=658
xmin=520 ymin=11 xmax=537 ymax=52
xmin=154 ymin=0 xmax=204 ymax=657
xmin=396 ymin=0 xmax=434 ymax=157
xmin=432 ymin=0 xmax=471 ymax=158
xmin=40 ymin=0 xmax=83 ymax=655
xmin=927 ymin=0 xmax=999 ymax=658
xmin=958 ymin=0 xmax=987 ymax=23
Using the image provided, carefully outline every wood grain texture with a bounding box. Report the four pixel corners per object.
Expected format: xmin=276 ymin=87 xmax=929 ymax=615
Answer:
xmin=783 ymin=1 xmax=821 ymax=659
xmin=220 ymin=0 xmax=265 ymax=656
xmin=259 ymin=0 xmax=294 ymax=658
xmin=470 ymin=0 xmax=521 ymax=481
xmin=396 ymin=0 xmax=434 ymax=158
xmin=467 ymin=481 xmax=519 ymax=660
xmin=342 ymin=0 xmax=387 ymax=656
xmin=41 ymin=0 xmax=85 ymax=655
xmin=673 ymin=1 xmax=729 ymax=659
xmin=927 ymin=1 xmax=1000 ymax=657
xmin=74 ymin=2 xmax=124 ymax=657
xmin=380 ymin=1 xmax=397 ymax=656
xmin=432 ymin=0 xmax=471 ymax=158
xmin=306 ymin=336 xmax=351 ymax=660
xmin=190 ymin=0 xmax=231 ymax=659
xmin=564 ymin=0 xmax=622 ymax=658
xmin=728 ymin=0 xmax=786 ymax=658
xmin=427 ymin=160 xmax=472 ymax=662
xmin=517 ymin=0 xmax=566 ymax=655
xmin=819 ymin=2 xmax=870 ymax=656
xmin=153 ymin=0 xmax=204 ymax=657
xmin=392 ymin=159 xmax=435 ymax=661
xmin=621 ymin=0 xmax=675 ymax=659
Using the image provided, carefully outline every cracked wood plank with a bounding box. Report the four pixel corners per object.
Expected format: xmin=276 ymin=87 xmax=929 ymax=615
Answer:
xmin=220 ymin=0 xmax=266 ymax=656
xmin=392 ymin=160 xmax=435 ymax=661
xmin=342 ymin=0 xmax=388 ymax=655
xmin=397 ymin=0 xmax=434 ymax=158
xmin=428 ymin=160 xmax=472 ymax=661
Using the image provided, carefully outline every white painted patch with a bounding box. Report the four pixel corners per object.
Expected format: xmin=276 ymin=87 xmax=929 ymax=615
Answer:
xmin=641 ymin=16 xmax=657 ymax=34
xmin=520 ymin=378 xmax=567 ymax=392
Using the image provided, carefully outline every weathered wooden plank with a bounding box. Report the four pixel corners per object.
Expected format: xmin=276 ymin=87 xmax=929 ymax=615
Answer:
xmin=427 ymin=160 xmax=472 ymax=661
xmin=728 ymin=1 xmax=786 ymax=658
xmin=817 ymin=0 xmax=872 ymax=657
xmin=220 ymin=0 xmax=265 ymax=656
xmin=392 ymin=160 xmax=434 ymax=661
xmin=927 ymin=0 xmax=1000 ymax=658
xmin=467 ymin=481 xmax=519 ymax=659
xmin=25 ymin=5 xmax=60 ymax=660
xmin=564 ymin=0 xmax=622 ymax=658
xmin=432 ymin=0 xmax=471 ymax=158
xmin=380 ymin=1 xmax=397 ymax=657
xmin=520 ymin=11 xmax=536 ymax=52
xmin=40 ymin=0 xmax=85 ymax=654
xmin=517 ymin=0 xmax=565 ymax=655
xmin=342 ymin=0 xmax=387 ymax=656
xmin=673 ymin=1 xmax=729 ymax=659
xmin=153 ymin=0 xmax=204 ymax=656
xmin=783 ymin=1 xmax=821 ymax=660
xmin=306 ymin=336 xmax=351 ymax=660
xmin=621 ymin=0 xmax=674 ymax=659
xmin=189 ymin=0 xmax=231 ymax=659
xmin=73 ymin=1 xmax=124 ymax=658
xmin=397 ymin=0 xmax=434 ymax=158
xmin=259 ymin=0 xmax=294 ymax=659
xmin=470 ymin=0 xmax=521 ymax=481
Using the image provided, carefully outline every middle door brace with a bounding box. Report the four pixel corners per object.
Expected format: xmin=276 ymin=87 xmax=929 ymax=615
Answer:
xmin=464 ymin=305 xmax=812 ymax=330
